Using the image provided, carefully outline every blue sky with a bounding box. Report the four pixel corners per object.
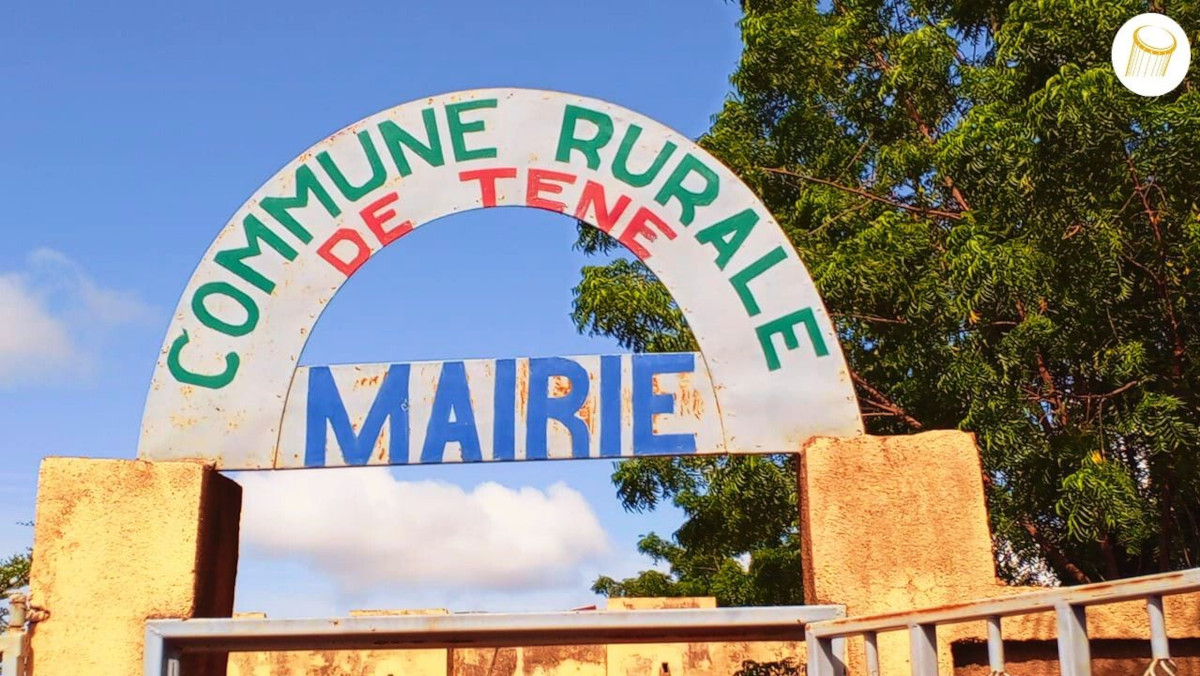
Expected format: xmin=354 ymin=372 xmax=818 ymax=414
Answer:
xmin=0 ymin=1 xmax=746 ymax=615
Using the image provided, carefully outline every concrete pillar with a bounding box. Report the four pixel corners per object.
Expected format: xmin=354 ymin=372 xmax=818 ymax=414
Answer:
xmin=27 ymin=458 xmax=241 ymax=676
xmin=799 ymin=431 xmax=1001 ymax=674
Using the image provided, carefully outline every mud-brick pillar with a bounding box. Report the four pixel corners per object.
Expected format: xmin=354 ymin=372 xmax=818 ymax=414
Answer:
xmin=27 ymin=458 xmax=241 ymax=676
xmin=799 ymin=431 xmax=1001 ymax=674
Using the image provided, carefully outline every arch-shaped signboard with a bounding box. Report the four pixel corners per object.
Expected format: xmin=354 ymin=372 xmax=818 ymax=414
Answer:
xmin=139 ymin=89 xmax=862 ymax=470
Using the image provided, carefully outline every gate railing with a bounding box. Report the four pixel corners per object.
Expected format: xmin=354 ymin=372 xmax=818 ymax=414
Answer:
xmin=143 ymin=567 xmax=1200 ymax=676
xmin=804 ymin=567 xmax=1200 ymax=676
xmin=144 ymin=605 xmax=843 ymax=676
xmin=0 ymin=594 xmax=28 ymax=676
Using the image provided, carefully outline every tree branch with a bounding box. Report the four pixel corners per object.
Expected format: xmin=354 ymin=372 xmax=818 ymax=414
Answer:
xmin=866 ymin=46 xmax=973 ymax=212
xmin=1073 ymin=380 xmax=1140 ymax=400
xmin=831 ymin=312 xmax=909 ymax=325
xmin=850 ymin=369 xmax=925 ymax=430
xmin=1124 ymin=152 xmax=1187 ymax=384
xmin=760 ymin=167 xmax=963 ymax=221
xmin=980 ymin=475 xmax=1093 ymax=584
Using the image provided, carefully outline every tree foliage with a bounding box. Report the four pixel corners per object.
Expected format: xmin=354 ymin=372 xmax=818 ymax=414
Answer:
xmin=731 ymin=658 xmax=802 ymax=676
xmin=0 ymin=549 xmax=31 ymax=631
xmin=576 ymin=0 xmax=1200 ymax=599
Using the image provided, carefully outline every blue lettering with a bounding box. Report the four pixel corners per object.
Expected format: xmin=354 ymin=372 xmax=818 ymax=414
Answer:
xmin=600 ymin=355 xmax=622 ymax=457
xmin=527 ymin=357 xmax=590 ymax=459
xmin=422 ymin=361 xmax=482 ymax=463
xmin=632 ymin=353 xmax=696 ymax=455
xmin=305 ymin=365 xmax=410 ymax=467
xmin=493 ymin=359 xmax=517 ymax=461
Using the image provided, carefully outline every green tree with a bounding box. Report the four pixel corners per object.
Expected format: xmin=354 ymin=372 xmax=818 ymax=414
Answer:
xmin=0 ymin=549 xmax=31 ymax=631
xmin=576 ymin=0 xmax=1200 ymax=600
xmin=731 ymin=658 xmax=802 ymax=676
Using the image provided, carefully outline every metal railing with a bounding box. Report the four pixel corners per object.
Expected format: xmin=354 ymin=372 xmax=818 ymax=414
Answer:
xmin=145 ymin=604 xmax=843 ymax=676
xmin=804 ymin=567 xmax=1200 ymax=676
xmin=0 ymin=594 xmax=28 ymax=676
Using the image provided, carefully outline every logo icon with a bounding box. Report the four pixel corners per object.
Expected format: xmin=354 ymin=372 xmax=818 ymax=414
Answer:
xmin=1113 ymin=13 xmax=1191 ymax=96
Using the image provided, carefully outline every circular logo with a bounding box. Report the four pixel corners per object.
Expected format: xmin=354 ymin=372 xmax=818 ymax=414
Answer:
xmin=1112 ymin=13 xmax=1191 ymax=96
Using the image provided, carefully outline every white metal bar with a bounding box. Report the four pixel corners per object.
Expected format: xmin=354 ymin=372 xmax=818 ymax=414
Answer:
xmin=909 ymin=624 xmax=937 ymax=676
xmin=149 ymin=605 xmax=840 ymax=653
xmin=864 ymin=630 xmax=880 ymax=676
xmin=143 ymin=624 xmax=167 ymax=676
xmin=1147 ymin=595 xmax=1170 ymax=660
xmin=808 ymin=568 xmax=1200 ymax=638
xmin=805 ymin=635 xmax=844 ymax=676
xmin=985 ymin=615 xmax=1004 ymax=673
xmin=1054 ymin=603 xmax=1090 ymax=676
xmin=0 ymin=633 xmax=22 ymax=676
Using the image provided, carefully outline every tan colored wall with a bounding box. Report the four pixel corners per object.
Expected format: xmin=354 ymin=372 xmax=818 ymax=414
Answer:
xmin=800 ymin=431 xmax=999 ymax=674
xmin=452 ymin=643 xmax=606 ymax=676
xmin=799 ymin=432 xmax=1200 ymax=674
xmin=227 ymin=609 xmax=451 ymax=676
xmin=232 ymin=598 xmax=805 ymax=676
xmin=800 ymin=431 xmax=999 ymax=611
xmin=25 ymin=436 xmax=1200 ymax=676
xmin=27 ymin=457 xmax=241 ymax=676
xmin=603 ymin=597 xmax=804 ymax=676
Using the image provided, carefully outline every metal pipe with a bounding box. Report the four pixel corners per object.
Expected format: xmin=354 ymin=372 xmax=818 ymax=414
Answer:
xmin=0 ymin=633 xmax=22 ymax=676
xmin=808 ymin=567 xmax=1200 ymax=638
xmin=147 ymin=605 xmax=841 ymax=653
xmin=6 ymin=593 xmax=25 ymax=629
xmin=909 ymin=624 xmax=937 ymax=676
xmin=986 ymin=615 xmax=1004 ymax=673
xmin=1054 ymin=602 xmax=1090 ymax=676
xmin=1147 ymin=595 xmax=1170 ymax=660
xmin=143 ymin=624 xmax=167 ymax=676
xmin=864 ymin=630 xmax=880 ymax=676
xmin=806 ymin=634 xmax=844 ymax=676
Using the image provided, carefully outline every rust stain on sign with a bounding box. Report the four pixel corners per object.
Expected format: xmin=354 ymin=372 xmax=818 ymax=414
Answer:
xmin=278 ymin=353 xmax=727 ymax=467
xmin=138 ymin=89 xmax=863 ymax=469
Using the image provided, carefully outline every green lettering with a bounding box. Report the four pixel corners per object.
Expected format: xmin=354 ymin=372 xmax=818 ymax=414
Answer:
xmin=317 ymin=130 xmax=387 ymax=201
xmin=378 ymin=108 xmax=444 ymax=176
xmin=446 ymin=99 xmax=497 ymax=162
xmin=260 ymin=165 xmax=341 ymax=243
xmin=555 ymin=105 xmax=613 ymax=170
xmin=167 ymin=330 xmax=239 ymax=389
xmin=756 ymin=308 xmax=830 ymax=371
xmin=654 ymin=154 xmax=719 ymax=226
xmin=193 ymin=282 xmax=259 ymax=337
xmin=214 ymin=215 xmax=297 ymax=295
xmin=695 ymin=209 xmax=759 ymax=270
xmin=730 ymin=246 xmax=787 ymax=316
xmin=613 ymin=124 xmax=677 ymax=188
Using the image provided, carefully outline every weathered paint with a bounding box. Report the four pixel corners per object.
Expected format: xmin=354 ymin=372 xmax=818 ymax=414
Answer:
xmin=278 ymin=353 xmax=723 ymax=468
xmin=138 ymin=89 xmax=863 ymax=469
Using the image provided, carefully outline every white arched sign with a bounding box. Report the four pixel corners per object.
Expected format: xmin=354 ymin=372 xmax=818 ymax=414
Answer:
xmin=139 ymin=89 xmax=862 ymax=470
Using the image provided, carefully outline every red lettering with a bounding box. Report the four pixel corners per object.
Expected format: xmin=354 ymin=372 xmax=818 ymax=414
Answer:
xmin=618 ymin=207 xmax=677 ymax=259
xmin=360 ymin=192 xmax=412 ymax=246
xmin=459 ymin=167 xmax=518 ymax=207
xmin=526 ymin=168 xmax=577 ymax=212
xmin=574 ymin=180 xmax=632 ymax=233
xmin=318 ymin=228 xmax=371 ymax=277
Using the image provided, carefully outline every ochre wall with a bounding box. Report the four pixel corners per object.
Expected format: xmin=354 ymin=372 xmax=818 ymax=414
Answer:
xmin=800 ymin=431 xmax=1200 ymax=674
xmin=226 ymin=610 xmax=452 ymax=676
xmin=23 ymin=433 xmax=1200 ymax=675
xmin=222 ymin=595 xmax=1200 ymax=675
xmin=26 ymin=458 xmax=241 ymax=676
xmin=229 ymin=598 xmax=805 ymax=676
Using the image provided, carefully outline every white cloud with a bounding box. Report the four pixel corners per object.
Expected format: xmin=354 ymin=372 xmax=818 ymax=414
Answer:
xmin=0 ymin=249 xmax=149 ymax=386
xmin=236 ymin=468 xmax=612 ymax=595
xmin=0 ymin=275 xmax=74 ymax=382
